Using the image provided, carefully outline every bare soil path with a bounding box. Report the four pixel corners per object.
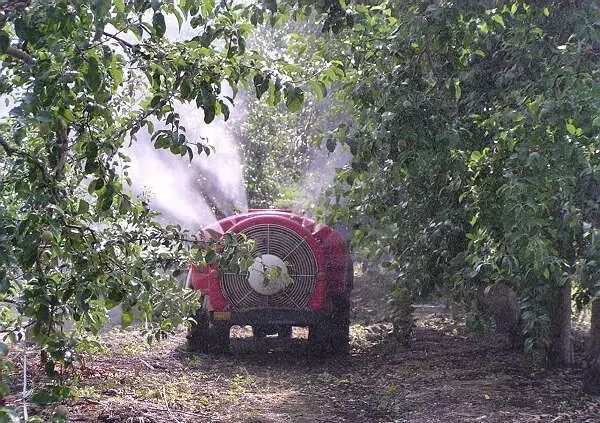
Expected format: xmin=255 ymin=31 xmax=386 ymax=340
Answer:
xmin=7 ymin=275 xmax=600 ymax=422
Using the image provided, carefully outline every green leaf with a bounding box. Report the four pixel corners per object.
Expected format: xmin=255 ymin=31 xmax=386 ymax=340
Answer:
xmin=203 ymin=102 xmax=215 ymax=124
xmin=86 ymin=56 xmax=102 ymax=92
xmin=0 ymin=30 xmax=9 ymax=52
xmin=78 ymin=199 xmax=90 ymax=214
xmin=121 ymin=309 xmax=134 ymax=327
xmin=200 ymin=0 xmax=215 ymax=17
xmin=284 ymin=85 xmax=304 ymax=112
xmin=205 ymin=250 xmax=216 ymax=263
xmin=94 ymin=0 xmax=112 ymax=18
xmin=219 ymin=100 xmax=230 ymax=121
xmin=44 ymin=361 xmax=57 ymax=379
xmin=454 ymin=79 xmax=461 ymax=101
xmin=264 ymin=0 xmax=277 ymax=12
xmin=492 ymin=15 xmax=505 ymax=28
xmin=253 ymin=73 xmax=269 ymax=99
xmin=154 ymin=133 xmax=171 ymax=149
xmin=152 ymin=12 xmax=166 ymax=38
xmin=173 ymin=6 xmax=184 ymax=30
xmin=92 ymin=178 xmax=104 ymax=191
xmin=267 ymin=79 xmax=282 ymax=106
xmin=100 ymin=194 xmax=113 ymax=211
xmin=114 ymin=0 xmax=125 ymax=13
xmin=326 ymin=138 xmax=336 ymax=152
xmin=309 ymin=80 xmax=327 ymax=100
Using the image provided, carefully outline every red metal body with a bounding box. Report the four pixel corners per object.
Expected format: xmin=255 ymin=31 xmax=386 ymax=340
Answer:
xmin=187 ymin=209 xmax=350 ymax=314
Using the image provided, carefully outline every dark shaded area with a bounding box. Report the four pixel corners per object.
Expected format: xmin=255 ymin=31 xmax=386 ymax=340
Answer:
xmin=6 ymin=275 xmax=600 ymax=422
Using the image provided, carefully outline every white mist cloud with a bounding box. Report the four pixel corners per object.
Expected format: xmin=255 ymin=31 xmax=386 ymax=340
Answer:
xmin=295 ymin=142 xmax=351 ymax=214
xmin=124 ymin=100 xmax=248 ymax=232
xmin=122 ymin=14 xmax=248 ymax=231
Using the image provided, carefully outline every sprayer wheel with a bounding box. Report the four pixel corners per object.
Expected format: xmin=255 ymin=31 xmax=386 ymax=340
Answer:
xmin=187 ymin=300 xmax=230 ymax=354
xmin=187 ymin=304 xmax=210 ymax=353
xmin=210 ymin=321 xmax=231 ymax=354
xmin=252 ymin=326 xmax=269 ymax=338
xmin=308 ymin=296 xmax=350 ymax=356
xmin=329 ymin=295 xmax=350 ymax=355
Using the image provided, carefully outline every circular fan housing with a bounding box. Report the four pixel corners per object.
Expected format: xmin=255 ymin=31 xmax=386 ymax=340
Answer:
xmin=220 ymin=220 xmax=320 ymax=311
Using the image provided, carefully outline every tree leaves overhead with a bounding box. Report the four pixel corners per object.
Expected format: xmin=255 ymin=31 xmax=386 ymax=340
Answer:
xmin=152 ymin=12 xmax=166 ymax=38
xmin=284 ymin=85 xmax=304 ymax=112
xmin=0 ymin=0 xmax=308 ymax=401
xmin=254 ymin=73 xmax=270 ymax=99
xmin=86 ymin=56 xmax=102 ymax=92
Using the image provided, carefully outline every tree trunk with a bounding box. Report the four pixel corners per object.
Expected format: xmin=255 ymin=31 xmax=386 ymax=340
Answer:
xmin=584 ymin=297 xmax=600 ymax=394
xmin=547 ymin=282 xmax=574 ymax=367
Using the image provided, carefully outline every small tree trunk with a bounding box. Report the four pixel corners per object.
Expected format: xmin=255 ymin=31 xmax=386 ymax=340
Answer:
xmin=547 ymin=282 xmax=574 ymax=367
xmin=584 ymin=297 xmax=600 ymax=394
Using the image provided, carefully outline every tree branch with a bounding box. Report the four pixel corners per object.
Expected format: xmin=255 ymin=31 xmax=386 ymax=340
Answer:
xmin=0 ymin=136 xmax=50 ymax=181
xmin=102 ymin=31 xmax=135 ymax=50
xmin=5 ymin=45 xmax=36 ymax=65
xmin=0 ymin=136 xmax=15 ymax=155
xmin=54 ymin=124 xmax=69 ymax=178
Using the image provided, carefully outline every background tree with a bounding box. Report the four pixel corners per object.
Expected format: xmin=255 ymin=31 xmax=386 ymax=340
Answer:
xmin=310 ymin=0 xmax=600 ymax=390
xmin=233 ymin=21 xmax=348 ymax=209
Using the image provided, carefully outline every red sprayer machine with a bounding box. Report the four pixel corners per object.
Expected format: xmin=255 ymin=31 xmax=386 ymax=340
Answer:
xmin=186 ymin=209 xmax=353 ymax=355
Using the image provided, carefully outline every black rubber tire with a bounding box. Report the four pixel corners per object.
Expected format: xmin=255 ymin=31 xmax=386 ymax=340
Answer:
xmin=307 ymin=322 xmax=329 ymax=356
xmin=308 ymin=254 xmax=352 ymax=357
xmin=210 ymin=321 xmax=231 ymax=354
xmin=308 ymin=295 xmax=350 ymax=356
xmin=187 ymin=299 xmax=230 ymax=354
xmin=252 ymin=326 xmax=270 ymax=338
xmin=187 ymin=304 xmax=210 ymax=353
xmin=329 ymin=295 xmax=350 ymax=355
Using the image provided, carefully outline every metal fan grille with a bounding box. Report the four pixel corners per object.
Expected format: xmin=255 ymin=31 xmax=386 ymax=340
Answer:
xmin=220 ymin=224 xmax=318 ymax=311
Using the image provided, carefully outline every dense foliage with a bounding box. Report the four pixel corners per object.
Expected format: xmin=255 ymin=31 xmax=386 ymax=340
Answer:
xmin=3 ymin=0 xmax=600 ymax=417
xmin=317 ymin=0 xmax=600 ymax=388
xmin=0 ymin=0 xmax=320 ymax=414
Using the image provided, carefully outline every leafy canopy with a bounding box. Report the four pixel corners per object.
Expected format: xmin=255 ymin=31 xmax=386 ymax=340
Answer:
xmin=320 ymin=0 xmax=600 ymax=355
xmin=0 ymin=0 xmax=323 ymax=384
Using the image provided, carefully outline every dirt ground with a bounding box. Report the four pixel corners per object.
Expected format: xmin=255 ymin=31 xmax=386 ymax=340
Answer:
xmin=6 ymin=274 xmax=600 ymax=422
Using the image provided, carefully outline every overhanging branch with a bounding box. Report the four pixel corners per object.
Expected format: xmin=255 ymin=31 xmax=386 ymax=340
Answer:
xmin=0 ymin=136 xmax=50 ymax=181
xmin=5 ymin=45 xmax=36 ymax=65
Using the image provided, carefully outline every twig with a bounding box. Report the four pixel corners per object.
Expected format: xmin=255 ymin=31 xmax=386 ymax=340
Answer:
xmin=139 ymin=358 xmax=155 ymax=370
xmin=102 ymin=31 xmax=135 ymax=50
xmin=5 ymin=45 xmax=36 ymax=65
xmin=53 ymin=124 xmax=69 ymax=178
xmin=22 ymin=331 xmax=28 ymax=421
xmin=160 ymin=386 xmax=178 ymax=422
xmin=0 ymin=136 xmax=15 ymax=155
xmin=0 ymin=136 xmax=51 ymax=182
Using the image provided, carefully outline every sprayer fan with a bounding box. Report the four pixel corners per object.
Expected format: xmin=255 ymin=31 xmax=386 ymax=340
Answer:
xmin=220 ymin=224 xmax=318 ymax=310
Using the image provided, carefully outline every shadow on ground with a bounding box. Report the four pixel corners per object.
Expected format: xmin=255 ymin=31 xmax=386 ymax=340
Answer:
xmin=6 ymin=274 xmax=600 ymax=422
